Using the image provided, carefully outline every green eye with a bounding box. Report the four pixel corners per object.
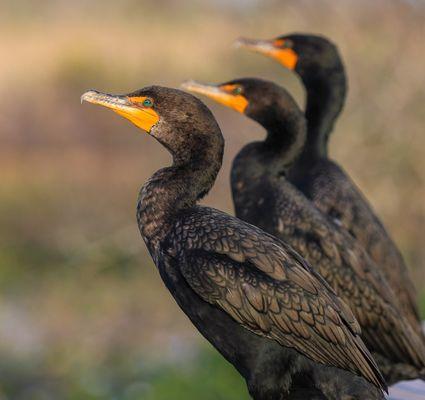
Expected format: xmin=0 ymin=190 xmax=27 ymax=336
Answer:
xmin=233 ymin=86 xmax=242 ymax=95
xmin=283 ymin=39 xmax=293 ymax=48
xmin=143 ymin=98 xmax=153 ymax=107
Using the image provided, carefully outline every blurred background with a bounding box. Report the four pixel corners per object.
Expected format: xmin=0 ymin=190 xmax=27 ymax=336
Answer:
xmin=0 ymin=0 xmax=424 ymax=398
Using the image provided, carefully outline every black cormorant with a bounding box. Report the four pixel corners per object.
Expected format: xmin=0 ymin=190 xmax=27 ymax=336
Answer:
xmin=182 ymin=78 xmax=425 ymax=383
xmin=82 ymin=86 xmax=386 ymax=399
xmin=235 ymin=34 xmax=422 ymax=338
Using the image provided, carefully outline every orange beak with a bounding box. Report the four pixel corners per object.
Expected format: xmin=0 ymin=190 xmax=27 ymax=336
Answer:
xmin=235 ymin=37 xmax=298 ymax=70
xmin=181 ymin=80 xmax=248 ymax=114
xmin=81 ymin=90 xmax=159 ymax=133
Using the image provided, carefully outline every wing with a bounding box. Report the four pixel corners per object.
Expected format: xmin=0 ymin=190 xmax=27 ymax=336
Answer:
xmin=309 ymin=160 xmax=421 ymax=332
xmin=231 ymin=158 xmax=424 ymax=373
xmin=289 ymin=213 xmax=425 ymax=370
xmin=168 ymin=207 xmax=386 ymax=390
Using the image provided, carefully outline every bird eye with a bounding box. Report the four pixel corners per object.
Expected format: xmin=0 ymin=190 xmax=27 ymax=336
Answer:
xmin=283 ymin=39 xmax=293 ymax=48
xmin=143 ymin=98 xmax=153 ymax=107
xmin=232 ymin=86 xmax=242 ymax=95
xmin=274 ymin=39 xmax=292 ymax=48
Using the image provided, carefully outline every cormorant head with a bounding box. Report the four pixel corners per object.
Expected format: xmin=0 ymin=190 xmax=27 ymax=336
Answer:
xmin=81 ymin=86 xmax=222 ymax=160
xmin=235 ymin=33 xmax=342 ymax=80
xmin=182 ymin=78 xmax=304 ymax=134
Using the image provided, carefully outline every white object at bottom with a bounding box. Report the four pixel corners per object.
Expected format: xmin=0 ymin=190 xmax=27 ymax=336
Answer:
xmin=387 ymin=379 xmax=425 ymax=399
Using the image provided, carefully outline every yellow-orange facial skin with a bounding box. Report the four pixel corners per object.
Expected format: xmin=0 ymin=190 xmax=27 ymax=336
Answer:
xmin=271 ymin=40 xmax=298 ymax=70
xmin=236 ymin=37 xmax=298 ymax=70
xmin=181 ymin=81 xmax=248 ymax=114
xmin=81 ymin=91 xmax=160 ymax=133
xmin=117 ymin=96 xmax=159 ymax=133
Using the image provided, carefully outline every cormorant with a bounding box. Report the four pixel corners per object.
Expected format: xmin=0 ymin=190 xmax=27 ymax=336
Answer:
xmin=182 ymin=78 xmax=425 ymax=383
xmin=235 ymin=34 xmax=422 ymax=339
xmin=81 ymin=86 xmax=386 ymax=399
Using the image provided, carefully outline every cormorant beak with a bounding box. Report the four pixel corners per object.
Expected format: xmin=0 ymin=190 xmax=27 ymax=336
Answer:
xmin=81 ymin=90 xmax=159 ymax=133
xmin=235 ymin=37 xmax=298 ymax=70
xmin=181 ymin=80 xmax=248 ymax=114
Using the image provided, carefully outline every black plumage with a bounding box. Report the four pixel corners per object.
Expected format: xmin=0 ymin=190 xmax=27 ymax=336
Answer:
xmin=183 ymin=78 xmax=425 ymax=384
xmin=82 ymin=86 xmax=386 ymax=399
xmin=237 ymin=33 xmax=422 ymax=341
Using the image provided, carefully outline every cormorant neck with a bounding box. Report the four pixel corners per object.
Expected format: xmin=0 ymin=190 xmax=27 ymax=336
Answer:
xmin=251 ymin=104 xmax=306 ymax=174
xmin=301 ymin=63 xmax=347 ymax=159
xmin=138 ymin=133 xmax=223 ymax=250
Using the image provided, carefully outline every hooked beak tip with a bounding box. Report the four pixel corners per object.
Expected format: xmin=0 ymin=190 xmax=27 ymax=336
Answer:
xmin=233 ymin=38 xmax=244 ymax=48
xmin=180 ymin=80 xmax=197 ymax=91
xmin=233 ymin=37 xmax=251 ymax=49
xmin=81 ymin=90 xmax=99 ymax=105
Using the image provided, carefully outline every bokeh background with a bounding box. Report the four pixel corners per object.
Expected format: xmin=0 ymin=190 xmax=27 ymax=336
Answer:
xmin=1 ymin=0 xmax=424 ymax=398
